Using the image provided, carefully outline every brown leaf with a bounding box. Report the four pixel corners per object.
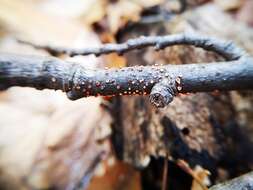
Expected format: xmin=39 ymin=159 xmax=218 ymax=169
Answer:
xmin=214 ymin=0 xmax=243 ymax=11
xmin=191 ymin=166 xmax=211 ymax=190
xmin=87 ymin=158 xmax=141 ymax=190
xmin=106 ymin=0 xmax=163 ymax=34
xmin=236 ymin=0 xmax=253 ymax=27
xmin=0 ymin=88 xmax=112 ymax=189
xmin=104 ymin=53 xmax=127 ymax=68
xmin=0 ymin=1 xmax=112 ymax=188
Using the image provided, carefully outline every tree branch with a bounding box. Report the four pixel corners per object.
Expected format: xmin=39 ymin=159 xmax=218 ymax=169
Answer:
xmin=19 ymin=33 xmax=246 ymax=61
xmin=0 ymin=53 xmax=252 ymax=108
xmin=2 ymin=34 xmax=252 ymax=107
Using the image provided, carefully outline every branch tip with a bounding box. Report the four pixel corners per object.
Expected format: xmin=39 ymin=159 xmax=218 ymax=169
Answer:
xmin=149 ymin=78 xmax=177 ymax=108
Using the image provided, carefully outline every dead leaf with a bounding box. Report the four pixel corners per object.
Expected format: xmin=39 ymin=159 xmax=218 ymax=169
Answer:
xmin=236 ymin=0 xmax=253 ymax=27
xmin=106 ymin=0 xmax=163 ymax=34
xmin=104 ymin=53 xmax=127 ymax=68
xmin=0 ymin=1 xmax=112 ymax=189
xmin=177 ymin=160 xmax=210 ymax=190
xmin=87 ymin=158 xmax=141 ymax=190
xmin=214 ymin=0 xmax=242 ymax=11
xmin=191 ymin=166 xmax=211 ymax=190
xmin=0 ymin=0 xmax=99 ymax=47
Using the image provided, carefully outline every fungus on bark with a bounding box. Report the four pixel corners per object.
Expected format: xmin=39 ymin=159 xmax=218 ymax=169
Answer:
xmin=1 ymin=33 xmax=253 ymax=107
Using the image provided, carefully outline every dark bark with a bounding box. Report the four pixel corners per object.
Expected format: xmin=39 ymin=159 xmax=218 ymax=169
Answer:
xmin=2 ymin=33 xmax=253 ymax=108
xmin=0 ymin=53 xmax=252 ymax=107
xmin=19 ymin=33 xmax=245 ymax=60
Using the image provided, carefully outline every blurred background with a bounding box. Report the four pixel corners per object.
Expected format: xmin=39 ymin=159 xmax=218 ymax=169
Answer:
xmin=0 ymin=0 xmax=253 ymax=190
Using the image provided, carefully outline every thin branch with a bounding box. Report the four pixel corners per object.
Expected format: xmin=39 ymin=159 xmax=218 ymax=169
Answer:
xmin=0 ymin=53 xmax=252 ymax=108
xmin=18 ymin=33 xmax=246 ymax=61
xmin=3 ymin=34 xmax=253 ymax=107
xmin=162 ymin=157 xmax=168 ymax=190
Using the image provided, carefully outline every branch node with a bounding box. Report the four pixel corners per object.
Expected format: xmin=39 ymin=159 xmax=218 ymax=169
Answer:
xmin=149 ymin=78 xmax=177 ymax=108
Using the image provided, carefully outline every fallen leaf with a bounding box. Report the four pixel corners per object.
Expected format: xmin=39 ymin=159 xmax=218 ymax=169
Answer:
xmin=87 ymin=158 xmax=141 ymax=190
xmin=214 ymin=0 xmax=242 ymax=11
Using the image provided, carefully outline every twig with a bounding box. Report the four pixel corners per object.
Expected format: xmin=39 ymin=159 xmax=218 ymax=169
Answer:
xmin=0 ymin=53 xmax=252 ymax=108
xmin=18 ymin=33 xmax=246 ymax=61
xmin=2 ymin=33 xmax=252 ymax=108
xmin=162 ymin=157 xmax=168 ymax=190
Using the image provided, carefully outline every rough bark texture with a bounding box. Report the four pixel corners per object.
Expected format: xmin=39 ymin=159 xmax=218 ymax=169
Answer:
xmin=1 ymin=53 xmax=252 ymax=108
xmin=210 ymin=171 xmax=253 ymax=190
